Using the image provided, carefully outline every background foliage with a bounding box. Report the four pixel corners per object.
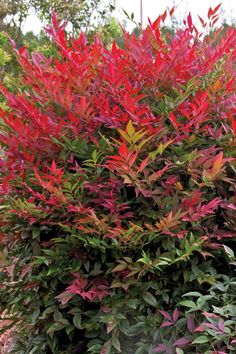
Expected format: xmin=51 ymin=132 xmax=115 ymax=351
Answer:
xmin=1 ymin=0 xmax=116 ymax=34
xmin=0 ymin=5 xmax=236 ymax=354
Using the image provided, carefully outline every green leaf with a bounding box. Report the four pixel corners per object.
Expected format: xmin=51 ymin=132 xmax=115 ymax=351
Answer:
xmin=135 ymin=348 xmax=145 ymax=354
xmin=47 ymin=321 xmax=67 ymax=334
xmin=126 ymin=120 xmax=135 ymax=136
xmin=192 ymin=336 xmax=209 ymax=344
xmin=64 ymin=182 xmax=72 ymax=190
xmin=196 ymin=296 xmax=207 ymax=308
xmin=88 ymin=344 xmax=102 ymax=352
xmin=179 ymin=300 xmax=196 ymax=308
xmin=212 ymin=305 xmax=225 ymax=315
xmin=142 ymin=291 xmax=157 ymax=307
xmin=183 ymin=292 xmax=202 ymax=297
xmin=32 ymin=228 xmax=40 ymax=239
xmin=125 ymin=299 xmax=139 ymax=309
xmin=110 ymin=281 xmax=123 ymax=288
xmin=73 ymin=313 xmax=82 ymax=329
xmin=223 ymin=245 xmax=235 ymax=258
xmin=31 ymin=308 xmax=40 ymax=325
xmin=112 ymin=263 xmax=127 ymax=272
xmin=176 ymin=349 xmax=184 ymax=354
xmin=112 ymin=336 xmax=121 ymax=352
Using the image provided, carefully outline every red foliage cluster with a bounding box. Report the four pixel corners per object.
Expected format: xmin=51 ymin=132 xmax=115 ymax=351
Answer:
xmin=0 ymin=8 xmax=235 ymax=241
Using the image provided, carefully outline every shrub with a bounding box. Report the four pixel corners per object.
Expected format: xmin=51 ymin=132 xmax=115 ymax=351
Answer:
xmin=0 ymin=6 xmax=235 ymax=354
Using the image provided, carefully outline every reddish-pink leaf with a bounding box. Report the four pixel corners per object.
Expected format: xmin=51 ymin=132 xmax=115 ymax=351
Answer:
xmin=119 ymin=142 xmax=129 ymax=158
xmin=20 ymin=265 xmax=31 ymax=279
xmin=169 ymin=113 xmax=181 ymax=129
xmin=202 ymin=322 xmax=218 ymax=330
xmin=160 ymin=321 xmax=174 ymax=328
xmin=56 ymin=291 xmax=74 ymax=305
xmin=25 ymin=281 xmax=40 ymax=289
xmin=172 ymin=308 xmax=179 ymax=322
xmin=139 ymin=156 xmax=150 ymax=172
xmin=231 ymin=117 xmax=236 ymax=136
xmin=208 ymin=7 xmax=213 ymax=19
xmin=187 ymin=316 xmax=195 ymax=333
xmin=212 ymin=3 xmax=222 ymax=15
xmin=217 ymin=319 xmax=225 ymax=332
xmin=159 ymin=310 xmax=172 ymax=321
xmin=187 ymin=13 xmax=193 ymax=28
xmin=174 ymin=337 xmax=191 ymax=347
xmin=51 ymin=160 xmax=57 ymax=173
xmin=161 ymin=10 xmax=167 ymax=22
xmin=198 ymin=15 xmax=206 ymax=27
xmin=148 ymin=164 xmax=171 ymax=182
xmin=194 ymin=325 xmax=205 ymax=332
xmin=153 ymin=344 xmax=168 ymax=353
xmin=202 ymin=312 xmax=220 ymax=318
xmin=169 ymin=6 xmax=175 ymax=17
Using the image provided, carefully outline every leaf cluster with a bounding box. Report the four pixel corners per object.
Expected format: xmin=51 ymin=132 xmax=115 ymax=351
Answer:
xmin=0 ymin=6 xmax=235 ymax=354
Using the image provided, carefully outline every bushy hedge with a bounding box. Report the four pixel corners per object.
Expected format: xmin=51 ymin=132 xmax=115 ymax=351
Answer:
xmin=0 ymin=7 xmax=236 ymax=354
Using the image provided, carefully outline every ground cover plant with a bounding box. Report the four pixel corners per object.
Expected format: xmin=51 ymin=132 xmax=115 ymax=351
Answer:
xmin=0 ymin=5 xmax=236 ymax=354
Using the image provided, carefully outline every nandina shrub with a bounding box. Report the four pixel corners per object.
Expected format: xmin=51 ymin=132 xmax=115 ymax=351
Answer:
xmin=0 ymin=6 xmax=236 ymax=354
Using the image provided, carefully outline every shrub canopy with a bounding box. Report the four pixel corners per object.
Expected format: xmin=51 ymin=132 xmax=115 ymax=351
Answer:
xmin=0 ymin=7 xmax=235 ymax=354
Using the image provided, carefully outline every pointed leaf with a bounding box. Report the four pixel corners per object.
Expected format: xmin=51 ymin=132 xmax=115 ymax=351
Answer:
xmin=172 ymin=308 xmax=179 ymax=322
xmin=192 ymin=336 xmax=209 ymax=344
xmin=142 ymin=291 xmax=157 ymax=307
xmin=174 ymin=337 xmax=191 ymax=347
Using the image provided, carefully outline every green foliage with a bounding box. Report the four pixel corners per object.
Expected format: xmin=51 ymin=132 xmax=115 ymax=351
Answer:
xmin=96 ymin=17 xmax=122 ymax=46
xmin=31 ymin=0 xmax=116 ymax=33
xmin=1 ymin=0 xmax=116 ymax=36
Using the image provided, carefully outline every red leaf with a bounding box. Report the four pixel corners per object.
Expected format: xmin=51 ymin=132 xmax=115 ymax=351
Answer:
xmin=56 ymin=291 xmax=74 ymax=305
xmin=57 ymin=273 xmax=110 ymax=303
xmin=208 ymin=7 xmax=213 ymax=19
xmin=25 ymin=281 xmax=40 ymax=289
xmin=198 ymin=16 xmax=206 ymax=27
xmin=169 ymin=113 xmax=181 ymax=129
xmin=183 ymin=198 xmax=221 ymax=222
xmin=20 ymin=265 xmax=31 ymax=279
xmin=187 ymin=316 xmax=195 ymax=333
xmin=231 ymin=117 xmax=236 ymax=136
xmin=159 ymin=310 xmax=172 ymax=321
xmin=51 ymin=10 xmax=58 ymax=28
xmin=161 ymin=10 xmax=167 ymax=22
xmin=181 ymin=190 xmax=203 ymax=210
xmin=194 ymin=325 xmax=205 ymax=332
xmin=218 ymin=319 xmax=225 ymax=332
xmin=212 ymin=3 xmax=222 ymax=15
xmin=148 ymin=164 xmax=171 ymax=182
xmin=187 ymin=13 xmax=193 ymax=28
xmin=172 ymin=308 xmax=179 ymax=322
xmin=169 ymin=6 xmax=175 ymax=17
xmin=139 ymin=156 xmax=150 ymax=172
xmin=153 ymin=344 xmax=168 ymax=353
xmin=160 ymin=321 xmax=173 ymax=328
xmin=100 ymin=349 xmax=108 ymax=354
xmin=51 ymin=160 xmax=57 ymax=173
xmin=174 ymin=337 xmax=191 ymax=347
xmin=211 ymin=17 xmax=220 ymax=26
xmin=202 ymin=312 xmax=220 ymax=318
xmin=119 ymin=142 xmax=129 ymax=158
